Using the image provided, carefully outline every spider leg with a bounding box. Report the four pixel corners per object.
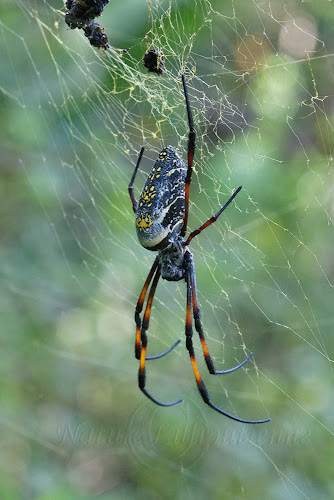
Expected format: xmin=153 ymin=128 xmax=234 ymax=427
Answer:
xmin=184 ymin=252 xmax=270 ymax=423
xmin=145 ymin=339 xmax=181 ymax=360
xmin=185 ymin=186 xmax=242 ymax=245
xmin=180 ymin=74 xmax=196 ymax=237
xmin=128 ymin=147 xmax=145 ymax=213
xmin=138 ymin=264 xmax=183 ymax=407
xmin=188 ymin=252 xmax=253 ymax=374
xmin=135 ymin=257 xmax=180 ymax=360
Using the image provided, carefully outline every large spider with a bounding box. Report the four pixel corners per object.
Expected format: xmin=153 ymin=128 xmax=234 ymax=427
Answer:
xmin=128 ymin=75 xmax=270 ymax=424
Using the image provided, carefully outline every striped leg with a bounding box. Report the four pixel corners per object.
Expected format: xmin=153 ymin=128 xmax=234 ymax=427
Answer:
xmin=138 ymin=263 xmax=183 ymax=407
xmin=184 ymin=252 xmax=270 ymax=423
xmin=188 ymin=253 xmax=253 ymax=374
xmin=185 ymin=186 xmax=242 ymax=246
xmin=180 ymin=74 xmax=196 ymax=237
xmin=135 ymin=257 xmax=180 ymax=360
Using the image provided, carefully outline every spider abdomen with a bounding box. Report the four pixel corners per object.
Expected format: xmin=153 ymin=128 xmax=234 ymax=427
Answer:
xmin=135 ymin=146 xmax=186 ymax=250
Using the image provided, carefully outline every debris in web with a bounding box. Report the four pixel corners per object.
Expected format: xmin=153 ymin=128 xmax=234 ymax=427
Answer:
xmin=64 ymin=0 xmax=128 ymax=52
xmin=143 ymin=33 xmax=165 ymax=75
xmin=83 ymin=20 xmax=109 ymax=50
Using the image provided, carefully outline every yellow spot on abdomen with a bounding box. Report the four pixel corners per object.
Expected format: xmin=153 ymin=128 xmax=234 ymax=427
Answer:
xmin=136 ymin=214 xmax=153 ymax=229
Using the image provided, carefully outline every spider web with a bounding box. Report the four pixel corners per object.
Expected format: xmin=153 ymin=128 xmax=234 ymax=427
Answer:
xmin=1 ymin=0 xmax=334 ymax=498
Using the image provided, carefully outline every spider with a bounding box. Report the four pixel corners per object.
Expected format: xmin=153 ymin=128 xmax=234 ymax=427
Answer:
xmin=128 ymin=75 xmax=270 ymax=424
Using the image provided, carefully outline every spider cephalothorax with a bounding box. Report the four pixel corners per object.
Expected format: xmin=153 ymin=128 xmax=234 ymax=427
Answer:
xmin=128 ymin=75 xmax=270 ymax=424
xmin=158 ymin=238 xmax=186 ymax=281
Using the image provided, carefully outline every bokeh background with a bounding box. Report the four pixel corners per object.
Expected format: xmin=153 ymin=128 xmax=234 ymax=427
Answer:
xmin=1 ymin=0 xmax=334 ymax=498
